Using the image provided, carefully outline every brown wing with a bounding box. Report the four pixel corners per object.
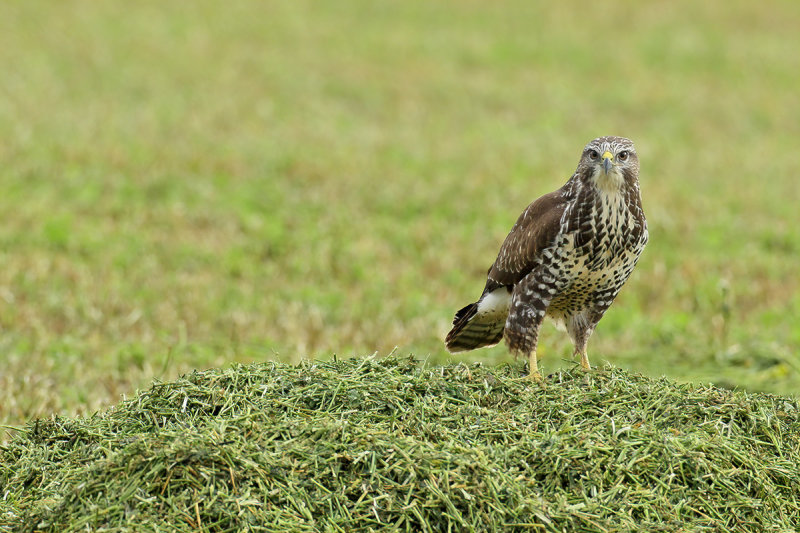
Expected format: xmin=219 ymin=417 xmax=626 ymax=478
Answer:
xmin=483 ymin=186 xmax=571 ymax=292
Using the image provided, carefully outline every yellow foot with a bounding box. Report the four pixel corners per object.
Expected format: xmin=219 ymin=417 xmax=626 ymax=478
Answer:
xmin=527 ymin=350 xmax=544 ymax=384
xmin=579 ymin=353 xmax=591 ymax=372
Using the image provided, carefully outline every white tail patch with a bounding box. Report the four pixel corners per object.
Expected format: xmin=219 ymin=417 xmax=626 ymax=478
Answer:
xmin=477 ymin=288 xmax=512 ymax=318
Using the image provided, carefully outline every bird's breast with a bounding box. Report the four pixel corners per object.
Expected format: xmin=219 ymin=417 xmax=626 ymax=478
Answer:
xmin=556 ymin=188 xmax=645 ymax=283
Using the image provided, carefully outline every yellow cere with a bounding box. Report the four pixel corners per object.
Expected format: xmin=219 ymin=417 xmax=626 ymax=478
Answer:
xmin=602 ymin=151 xmax=614 ymax=161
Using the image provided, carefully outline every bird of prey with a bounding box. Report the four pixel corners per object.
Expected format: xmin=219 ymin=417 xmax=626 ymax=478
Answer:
xmin=445 ymin=136 xmax=648 ymax=380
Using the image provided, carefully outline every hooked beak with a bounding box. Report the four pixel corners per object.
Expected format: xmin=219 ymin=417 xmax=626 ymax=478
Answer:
xmin=602 ymin=151 xmax=613 ymax=174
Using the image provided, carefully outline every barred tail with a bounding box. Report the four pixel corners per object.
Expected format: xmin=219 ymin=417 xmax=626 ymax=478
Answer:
xmin=445 ymin=290 xmax=510 ymax=352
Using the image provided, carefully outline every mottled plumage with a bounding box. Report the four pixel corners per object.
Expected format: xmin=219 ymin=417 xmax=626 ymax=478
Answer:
xmin=445 ymin=136 xmax=648 ymax=380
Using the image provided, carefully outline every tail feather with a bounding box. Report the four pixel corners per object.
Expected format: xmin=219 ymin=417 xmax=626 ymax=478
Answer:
xmin=445 ymin=290 xmax=510 ymax=352
xmin=452 ymin=302 xmax=477 ymax=326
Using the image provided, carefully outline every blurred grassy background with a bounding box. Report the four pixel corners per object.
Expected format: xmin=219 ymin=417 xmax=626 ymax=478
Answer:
xmin=1 ymin=1 xmax=798 ymax=431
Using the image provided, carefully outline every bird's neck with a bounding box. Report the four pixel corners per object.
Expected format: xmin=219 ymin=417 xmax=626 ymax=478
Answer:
xmin=591 ymin=168 xmax=626 ymax=196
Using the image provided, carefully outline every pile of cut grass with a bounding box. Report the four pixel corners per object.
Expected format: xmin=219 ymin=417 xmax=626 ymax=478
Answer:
xmin=2 ymin=356 xmax=799 ymax=531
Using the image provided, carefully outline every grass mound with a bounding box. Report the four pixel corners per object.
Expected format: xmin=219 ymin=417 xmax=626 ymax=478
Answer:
xmin=2 ymin=357 xmax=799 ymax=531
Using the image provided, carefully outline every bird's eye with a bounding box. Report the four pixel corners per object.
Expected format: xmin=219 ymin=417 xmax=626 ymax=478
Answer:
xmin=618 ymin=151 xmax=629 ymax=161
xmin=588 ymin=150 xmax=599 ymax=160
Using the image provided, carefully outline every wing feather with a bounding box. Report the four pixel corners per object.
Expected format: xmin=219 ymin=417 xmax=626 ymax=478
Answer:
xmin=484 ymin=185 xmax=571 ymax=290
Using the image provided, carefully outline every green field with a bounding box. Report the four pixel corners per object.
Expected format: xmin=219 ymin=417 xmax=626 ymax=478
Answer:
xmin=1 ymin=0 xmax=800 ymax=436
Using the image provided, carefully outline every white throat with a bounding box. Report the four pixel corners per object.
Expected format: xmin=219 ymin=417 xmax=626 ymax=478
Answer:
xmin=592 ymin=168 xmax=625 ymax=195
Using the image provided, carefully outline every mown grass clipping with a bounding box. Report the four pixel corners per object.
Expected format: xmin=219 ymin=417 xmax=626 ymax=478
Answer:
xmin=2 ymin=357 xmax=799 ymax=532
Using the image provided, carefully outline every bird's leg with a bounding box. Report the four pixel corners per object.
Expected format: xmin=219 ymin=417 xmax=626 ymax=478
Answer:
xmin=573 ymin=336 xmax=591 ymax=372
xmin=576 ymin=348 xmax=592 ymax=386
xmin=505 ymin=320 xmax=545 ymax=382
xmin=567 ymin=311 xmax=598 ymax=373
xmin=529 ymin=349 xmax=543 ymax=382
xmin=505 ymin=320 xmax=544 ymax=381
xmin=578 ymin=349 xmax=591 ymax=371
xmin=506 ymin=276 xmax=550 ymax=382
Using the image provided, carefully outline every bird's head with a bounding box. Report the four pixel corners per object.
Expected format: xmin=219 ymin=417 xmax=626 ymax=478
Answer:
xmin=577 ymin=136 xmax=639 ymax=192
